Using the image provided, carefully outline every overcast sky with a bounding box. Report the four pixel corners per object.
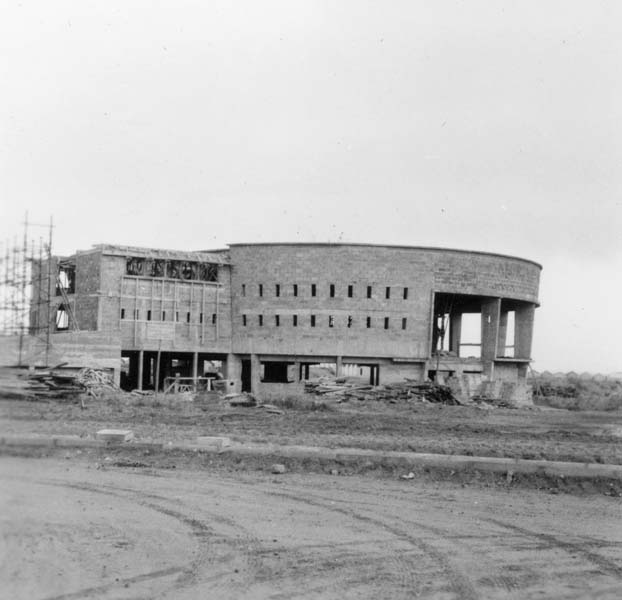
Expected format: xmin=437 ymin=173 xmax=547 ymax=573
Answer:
xmin=1 ymin=1 xmax=621 ymax=373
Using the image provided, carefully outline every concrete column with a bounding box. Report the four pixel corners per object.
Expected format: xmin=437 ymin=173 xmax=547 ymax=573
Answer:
xmin=497 ymin=310 xmax=508 ymax=357
xmin=481 ymin=298 xmax=501 ymax=379
xmin=293 ymin=361 xmax=301 ymax=382
xmin=137 ymin=350 xmax=144 ymax=390
xmin=225 ymin=353 xmax=242 ymax=393
xmin=250 ymin=353 xmax=261 ymax=395
xmin=335 ymin=355 xmax=343 ymax=377
xmin=515 ymin=303 xmax=535 ymax=359
xmin=192 ymin=351 xmax=199 ymax=380
xmin=449 ymin=313 xmax=462 ymax=355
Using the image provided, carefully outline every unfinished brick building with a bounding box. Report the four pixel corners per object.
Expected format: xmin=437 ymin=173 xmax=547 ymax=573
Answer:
xmin=26 ymin=243 xmax=541 ymax=400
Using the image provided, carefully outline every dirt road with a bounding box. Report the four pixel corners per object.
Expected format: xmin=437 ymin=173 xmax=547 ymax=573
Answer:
xmin=2 ymin=457 xmax=621 ymax=599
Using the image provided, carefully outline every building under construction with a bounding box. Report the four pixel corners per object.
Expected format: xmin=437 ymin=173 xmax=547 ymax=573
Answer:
xmin=2 ymin=241 xmax=541 ymax=400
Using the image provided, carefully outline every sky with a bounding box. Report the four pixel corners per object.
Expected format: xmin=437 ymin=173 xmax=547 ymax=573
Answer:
xmin=1 ymin=1 xmax=621 ymax=373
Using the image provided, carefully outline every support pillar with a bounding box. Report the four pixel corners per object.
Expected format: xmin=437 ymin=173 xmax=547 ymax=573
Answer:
xmin=449 ymin=313 xmax=462 ymax=355
xmin=335 ymin=356 xmax=343 ymax=378
xmin=192 ymin=351 xmax=198 ymax=380
xmin=250 ymin=353 xmax=261 ymax=396
xmin=481 ymin=298 xmax=501 ymax=379
xmin=515 ymin=303 xmax=535 ymax=359
xmin=294 ymin=361 xmax=301 ymax=382
xmin=225 ymin=353 xmax=242 ymax=393
xmin=137 ymin=350 xmax=144 ymax=391
xmin=497 ymin=310 xmax=508 ymax=357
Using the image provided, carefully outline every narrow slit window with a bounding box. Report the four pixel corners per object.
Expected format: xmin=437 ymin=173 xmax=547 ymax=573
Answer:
xmin=242 ymin=284 xmax=246 ymax=296
xmin=275 ymin=315 xmax=280 ymax=326
xmin=259 ymin=315 xmax=263 ymax=326
xmin=199 ymin=313 xmax=203 ymax=323
xmin=311 ymin=284 xmax=317 ymax=297
xmin=186 ymin=312 xmax=191 ymax=323
xmin=162 ymin=310 xmax=166 ymax=321
xmin=275 ymin=284 xmax=280 ymax=297
xmin=384 ymin=317 xmax=390 ymax=329
xmin=175 ymin=311 xmax=179 ymax=322
xmin=293 ymin=284 xmax=298 ymax=297
xmin=366 ymin=316 xmax=371 ymax=328
xmin=259 ymin=284 xmax=263 ymax=297
xmin=367 ymin=286 xmax=372 ymax=299
xmin=242 ymin=314 xmax=247 ymax=326
xmin=329 ymin=315 xmax=334 ymax=327
xmin=402 ymin=317 xmax=407 ymax=330
xmin=212 ymin=313 xmax=217 ymax=324
xmin=121 ymin=308 xmax=126 ymax=319
xmin=329 ymin=284 xmax=335 ymax=298
xmin=386 ymin=287 xmax=391 ymax=299
xmin=348 ymin=285 xmax=353 ymax=298
xmin=310 ymin=314 xmax=316 ymax=327
xmin=293 ymin=314 xmax=298 ymax=326
xmin=147 ymin=310 xmax=152 ymax=321
xmin=347 ymin=315 xmax=353 ymax=328
xmin=403 ymin=287 xmax=408 ymax=300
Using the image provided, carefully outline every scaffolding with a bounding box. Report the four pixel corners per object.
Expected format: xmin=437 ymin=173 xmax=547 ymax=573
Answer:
xmin=0 ymin=213 xmax=55 ymax=366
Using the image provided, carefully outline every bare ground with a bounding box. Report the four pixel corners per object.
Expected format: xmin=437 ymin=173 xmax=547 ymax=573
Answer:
xmin=1 ymin=397 xmax=622 ymax=464
xmin=1 ymin=455 xmax=621 ymax=600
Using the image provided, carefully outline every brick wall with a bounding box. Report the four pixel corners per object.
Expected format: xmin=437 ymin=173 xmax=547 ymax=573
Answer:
xmin=229 ymin=244 xmax=540 ymax=360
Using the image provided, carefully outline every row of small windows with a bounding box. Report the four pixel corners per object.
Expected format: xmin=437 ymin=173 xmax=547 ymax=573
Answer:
xmin=242 ymin=314 xmax=408 ymax=330
xmin=121 ymin=309 xmax=217 ymax=324
xmin=243 ymin=283 xmax=409 ymax=300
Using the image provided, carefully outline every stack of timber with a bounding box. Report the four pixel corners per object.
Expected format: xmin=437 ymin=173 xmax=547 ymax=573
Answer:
xmin=0 ymin=366 xmax=118 ymax=401
xmin=304 ymin=377 xmax=460 ymax=405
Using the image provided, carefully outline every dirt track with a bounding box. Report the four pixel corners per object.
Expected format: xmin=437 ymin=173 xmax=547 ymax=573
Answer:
xmin=2 ymin=457 xmax=622 ymax=600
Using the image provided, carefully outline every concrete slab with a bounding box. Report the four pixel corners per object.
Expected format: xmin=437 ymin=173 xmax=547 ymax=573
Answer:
xmin=96 ymin=429 xmax=134 ymax=443
xmin=196 ymin=436 xmax=231 ymax=450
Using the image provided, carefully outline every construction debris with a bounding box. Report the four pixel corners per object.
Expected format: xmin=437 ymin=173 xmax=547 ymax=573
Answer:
xmin=0 ymin=366 xmax=118 ymax=402
xmin=304 ymin=378 xmax=460 ymax=405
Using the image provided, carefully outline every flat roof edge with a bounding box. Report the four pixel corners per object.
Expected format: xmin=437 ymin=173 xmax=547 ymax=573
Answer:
xmin=227 ymin=243 xmax=542 ymax=269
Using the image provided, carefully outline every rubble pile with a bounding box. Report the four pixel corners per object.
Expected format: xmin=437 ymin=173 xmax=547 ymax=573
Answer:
xmin=304 ymin=377 xmax=460 ymax=405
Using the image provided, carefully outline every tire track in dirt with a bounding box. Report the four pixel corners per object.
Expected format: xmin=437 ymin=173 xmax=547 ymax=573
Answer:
xmin=259 ymin=486 xmax=479 ymax=600
xmin=485 ymin=518 xmax=622 ymax=579
xmin=47 ymin=478 xmax=269 ymax=598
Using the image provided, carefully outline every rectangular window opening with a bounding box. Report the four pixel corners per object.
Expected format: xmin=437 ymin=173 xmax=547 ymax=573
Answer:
xmin=329 ymin=315 xmax=334 ymax=328
xmin=212 ymin=313 xmax=217 ymax=324
xmin=403 ymin=287 xmax=408 ymax=300
xmin=162 ymin=311 xmax=166 ymax=321
xmin=386 ymin=287 xmax=391 ymax=299
xmin=199 ymin=313 xmax=203 ymax=323
xmin=120 ymin=308 xmax=126 ymax=320
xmin=186 ymin=312 xmax=191 ymax=323
xmin=367 ymin=286 xmax=372 ymax=299
xmin=55 ymin=305 xmax=69 ymax=330
xmin=293 ymin=314 xmax=298 ymax=327
xmin=384 ymin=317 xmax=389 ymax=329
xmin=259 ymin=284 xmax=263 ymax=297
xmin=366 ymin=316 xmax=371 ymax=328
xmin=310 ymin=314 xmax=316 ymax=327
xmin=147 ymin=310 xmax=152 ymax=321
xmin=275 ymin=284 xmax=280 ymax=297
xmin=293 ymin=284 xmax=298 ymax=297
xmin=275 ymin=315 xmax=280 ymax=327
xmin=402 ymin=317 xmax=407 ymax=330
xmin=347 ymin=315 xmax=353 ymax=328
xmin=329 ymin=284 xmax=335 ymax=298
xmin=242 ymin=284 xmax=246 ymax=296
xmin=242 ymin=314 xmax=247 ymax=326
xmin=175 ymin=311 xmax=179 ymax=322
xmin=259 ymin=314 xmax=264 ymax=326
xmin=311 ymin=284 xmax=316 ymax=297
xmin=347 ymin=285 xmax=353 ymax=298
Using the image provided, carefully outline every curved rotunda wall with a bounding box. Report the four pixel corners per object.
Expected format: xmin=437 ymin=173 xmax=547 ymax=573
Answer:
xmin=229 ymin=244 xmax=541 ymax=359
